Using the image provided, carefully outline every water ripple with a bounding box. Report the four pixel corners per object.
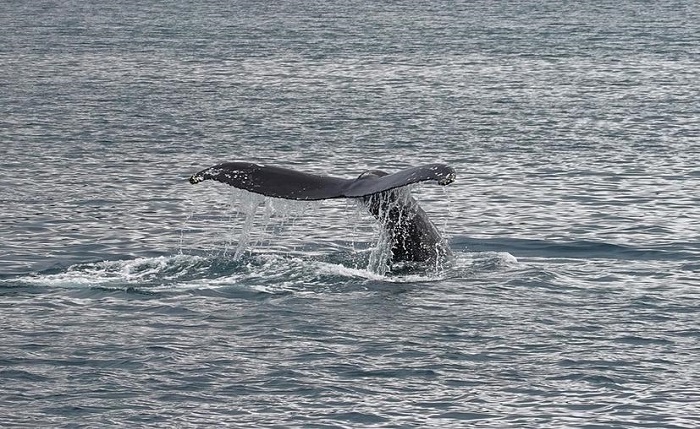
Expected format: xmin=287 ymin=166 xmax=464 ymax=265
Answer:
xmin=2 ymin=0 xmax=699 ymax=426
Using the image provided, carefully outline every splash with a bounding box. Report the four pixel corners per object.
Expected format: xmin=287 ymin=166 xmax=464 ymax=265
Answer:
xmin=363 ymin=189 xmax=412 ymax=275
xmin=181 ymin=186 xmax=454 ymax=276
xmin=10 ymin=254 xmax=217 ymax=290
xmin=1 ymin=251 xmax=455 ymax=295
xmin=183 ymin=188 xmax=323 ymax=259
xmin=184 ymin=189 xmax=398 ymax=273
xmin=230 ymin=191 xmax=266 ymax=260
xmin=363 ymin=186 xmax=452 ymax=273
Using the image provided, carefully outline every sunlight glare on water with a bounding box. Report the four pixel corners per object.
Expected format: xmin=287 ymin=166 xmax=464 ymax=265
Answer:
xmin=1 ymin=0 xmax=699 ymax=427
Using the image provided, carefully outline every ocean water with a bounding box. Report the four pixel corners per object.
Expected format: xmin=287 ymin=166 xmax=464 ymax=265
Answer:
xmin=1 ymin=0 xmax=699 ymax=427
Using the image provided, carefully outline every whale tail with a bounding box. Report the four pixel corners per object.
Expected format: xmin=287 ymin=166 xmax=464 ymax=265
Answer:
xmin=189 ymin=162 xmax=455 ymax=264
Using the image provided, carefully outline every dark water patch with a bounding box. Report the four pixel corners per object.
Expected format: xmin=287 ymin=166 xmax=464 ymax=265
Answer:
xmin=0 ymin=369 xmax=52 ymax=383
xmin=331 ymin=364 xmax=441 ymax=380
xmin=562 ymin=324 xmax=605 ymax=333
xmin=0 ymin=282 xmax=49 ymax=297
xmin=673 ymin=329 xmax=700 ymax=339
xmin=453 ymin=237 xmax=698 ymax=261
xmin=433 ymin=411 xmax=499 ymax=421
xmin=614 ymin=335 xmax=675 ymax=346
xmin=547 ymin=372 xmax=623 ymax=387
xmin=680 ymin=262 xmax=700 ymax=272
xmin=320 ymin=411 xmax=389 ymax=425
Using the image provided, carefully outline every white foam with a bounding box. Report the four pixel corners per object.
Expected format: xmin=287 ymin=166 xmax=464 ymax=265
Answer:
xmin=313 ymin=260 xmax=445 ymax=283
xmin=12 ymin=254 xmax=210 ymax=289
xmin=450 ymin=251 xmax=520 ymax=275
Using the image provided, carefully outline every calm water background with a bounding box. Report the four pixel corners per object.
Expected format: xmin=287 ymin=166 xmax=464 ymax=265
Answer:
xmin=2 ymin=0 xmax=699 ymax=427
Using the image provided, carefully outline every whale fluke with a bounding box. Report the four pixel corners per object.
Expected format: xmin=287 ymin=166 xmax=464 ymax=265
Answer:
xmin=189 ymin=162 xmax=455 ymax=200
xmin=189 ymin=162 xmax=456 ymax=264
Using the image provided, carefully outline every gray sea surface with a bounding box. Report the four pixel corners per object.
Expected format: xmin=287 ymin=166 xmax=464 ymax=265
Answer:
xmin=1 ymin=0 xmax=699 ymax=427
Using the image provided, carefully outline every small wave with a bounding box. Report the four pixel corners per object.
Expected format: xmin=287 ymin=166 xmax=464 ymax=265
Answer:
xmin=470 ymin=251 xmax=519 ymax=271
xmin=447 ymin=251 xmax=519 ymax=278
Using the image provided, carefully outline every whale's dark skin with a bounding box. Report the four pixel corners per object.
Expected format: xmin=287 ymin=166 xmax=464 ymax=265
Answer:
xmin=189 ymin=162 xmax=455 ymax=264
xmin=357 ymin=170 xmax=452 ymax=263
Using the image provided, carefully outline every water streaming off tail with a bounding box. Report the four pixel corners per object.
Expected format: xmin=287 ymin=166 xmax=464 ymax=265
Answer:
xmin=363 ymin=189 xmax=413 ymax=275
xmin=181 ymin=185 xmax=451 ymax=274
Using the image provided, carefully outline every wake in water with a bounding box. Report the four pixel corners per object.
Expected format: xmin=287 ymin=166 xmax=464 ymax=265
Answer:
xmin=2 ymin=187 xmax=520 ymax=293
xmin=3 ymin=250 xmax=519 ymax=295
